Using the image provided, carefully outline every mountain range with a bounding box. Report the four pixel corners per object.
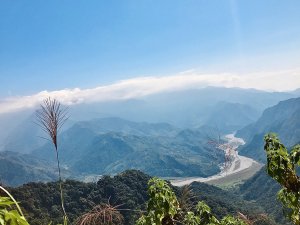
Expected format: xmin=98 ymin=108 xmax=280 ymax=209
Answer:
xmin=0 ymin=87 xmax=299 ymax=186
xmin=1 ymin=86 xmax=298 ymax=153
xmin=0 ymin=151 xmax=58 ymax=186
xmin=32 ymin=118 xmax=224 ymax=178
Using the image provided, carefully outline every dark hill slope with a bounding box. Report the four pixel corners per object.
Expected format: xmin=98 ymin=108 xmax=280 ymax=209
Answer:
xmin=236 ymin=98 xmax=300 ymax=162
xmin=190 ymin=182 xmax=265 ymax=220
xmin=239 ymin=167 xmax=290 ymax=225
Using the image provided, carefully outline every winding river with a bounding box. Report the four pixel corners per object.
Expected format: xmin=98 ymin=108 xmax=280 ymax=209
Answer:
xmin=170 ymin=133 xmax=262 ymax=187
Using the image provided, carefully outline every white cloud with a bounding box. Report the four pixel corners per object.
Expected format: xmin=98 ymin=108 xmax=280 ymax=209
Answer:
xmin=0 ymin=69 xmax=299 ymax=114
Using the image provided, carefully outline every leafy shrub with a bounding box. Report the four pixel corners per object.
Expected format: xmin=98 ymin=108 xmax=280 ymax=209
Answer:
xmin=0 ymin=186 xmax=29 ymax=225
xmin=264 ymin=133 xmax=300 ymax=225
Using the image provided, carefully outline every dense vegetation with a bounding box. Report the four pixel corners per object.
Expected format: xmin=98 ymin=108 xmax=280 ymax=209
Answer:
xmin=1 ymin=170 xmax=278 ymax=225
xmin=0 ymin=186 xmax=29 ymax=225
xmin=8 ymin=170 xmax=150 ymax=225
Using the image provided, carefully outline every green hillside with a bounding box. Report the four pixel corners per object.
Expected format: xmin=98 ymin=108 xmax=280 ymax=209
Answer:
xmin=6 ymin=170 xmax=278 ymax=225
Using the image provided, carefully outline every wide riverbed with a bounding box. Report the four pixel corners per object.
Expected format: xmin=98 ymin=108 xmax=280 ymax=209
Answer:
xmin=170 ymin=133 xmax=262 ymax=187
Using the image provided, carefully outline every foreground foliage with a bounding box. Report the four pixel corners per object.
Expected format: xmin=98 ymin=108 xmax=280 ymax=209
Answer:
xmin=5 ymin=170 xmax=274 ymax=225
xmin=0 ymin=186 xmax=29 ymax=225
xmin=264 ymin=133 xmax=300 ymax=225
xmin=136 ymin=177 xmax=247 ymax=225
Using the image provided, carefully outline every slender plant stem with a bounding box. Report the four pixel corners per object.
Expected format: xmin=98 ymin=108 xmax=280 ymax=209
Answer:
xmin=55 ymin=147 xmax=67 ymax=220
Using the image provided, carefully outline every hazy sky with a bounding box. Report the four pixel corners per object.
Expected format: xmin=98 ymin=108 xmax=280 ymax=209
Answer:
xmin=0 ymin=0 xmax=300 ymax=99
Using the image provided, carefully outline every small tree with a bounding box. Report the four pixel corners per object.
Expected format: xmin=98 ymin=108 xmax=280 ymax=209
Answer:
xmin=36 ymin=97 xmax=68 ymax=224
xmin=264 ymin=133 xmax=300 ymax=225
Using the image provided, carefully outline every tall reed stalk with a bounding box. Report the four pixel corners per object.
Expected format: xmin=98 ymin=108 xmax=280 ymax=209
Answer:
xmin=36 ymin=97 xmax=68 ymax=224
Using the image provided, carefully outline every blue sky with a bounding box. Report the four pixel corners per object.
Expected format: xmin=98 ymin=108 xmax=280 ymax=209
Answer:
xmin=0 ymin=0 xmax=300 ymax=98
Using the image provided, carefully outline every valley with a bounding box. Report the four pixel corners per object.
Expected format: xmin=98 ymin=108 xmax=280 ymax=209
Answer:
xmin=170 ymin=134 xmax=263 ymax=187
xmin=0 ymin=90 xmax=299 ymax=225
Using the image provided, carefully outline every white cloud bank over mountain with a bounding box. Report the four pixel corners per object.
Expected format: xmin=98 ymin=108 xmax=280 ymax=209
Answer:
xmin=0 ymin=69 xmax=299 ymax=114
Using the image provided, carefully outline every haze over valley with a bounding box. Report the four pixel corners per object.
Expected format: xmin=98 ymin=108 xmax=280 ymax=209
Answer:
xmin=0 ymin=86 xmax=299 ymax=185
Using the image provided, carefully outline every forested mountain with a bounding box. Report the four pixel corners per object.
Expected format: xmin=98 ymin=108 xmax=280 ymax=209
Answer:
xmin=7 ymin=170 xmax=278 ymax=225
xmin=32 ymin=120 xmax=223 ymax=177
xmin=202 ymin=102 xmax=260 ymax=133
xmin=67 ymin=117 xmax=179 ymax=137
xmin=236 ymin=97 xmax=300 ymax=162
xmin=0 ymin=151 xmax=58 ymax=186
